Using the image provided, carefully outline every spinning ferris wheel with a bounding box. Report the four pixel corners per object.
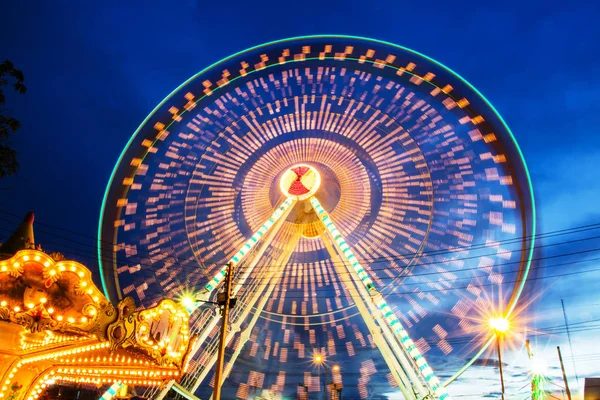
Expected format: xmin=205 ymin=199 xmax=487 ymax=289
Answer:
xmin=98 ymin=36 xmax=535 ymax=399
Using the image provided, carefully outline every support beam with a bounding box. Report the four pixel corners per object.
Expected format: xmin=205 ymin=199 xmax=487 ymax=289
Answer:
xmin=99 ymin=383 xmax=124 ymax=400
xmin=207 ymin=228 xmax=303 ymax=399
xmin=193 ymin=197 xmax=295 ymax=308
xmin=320 ymin=231 xmax=417 ymax=400
xmin=186 ymin=198 xmax=295 ymax=359
xmin=310 ymin=196 xmax=449 ymax=400
xmin=320 ymin=223 xmax=428 ymax=398
xmin=177 ymin=195 xmax=451 ymax=399
xmin=155 ymin=380 xmax=203 ymax=400
xmin=187 ymin=218 xmax=296 ymax=393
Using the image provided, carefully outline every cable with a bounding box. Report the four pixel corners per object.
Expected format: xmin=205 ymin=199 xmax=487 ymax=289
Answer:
xmin=10 ymin=228 xmax=596 ymax=292
xmin=222 ymin=253 xmax=600 ymax=302
xmin=1 ymin=209 xmax=591 ymax=271
xmin=186 ymin=317 xmax=600 ymax=350
xmin=2 ymin=209 xmax=598 ymax=272
xmin=3 ymin=221 xmax=600 ymax=305
xmin=1 ymin=218 xmax=598 ymax=286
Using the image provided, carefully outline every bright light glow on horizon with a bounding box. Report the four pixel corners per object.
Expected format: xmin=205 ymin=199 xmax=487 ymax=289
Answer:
xmin=489 ymin=317 xmax=510 ymax=333
xmin=181 ymin=295 xmax=197 ymax=314
xmin=530 ymin=358 xmax=547 ymax=376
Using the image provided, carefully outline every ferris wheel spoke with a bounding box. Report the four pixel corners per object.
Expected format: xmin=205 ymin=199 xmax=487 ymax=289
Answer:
xmin=310 ymin=196 xmax=450 ymax=400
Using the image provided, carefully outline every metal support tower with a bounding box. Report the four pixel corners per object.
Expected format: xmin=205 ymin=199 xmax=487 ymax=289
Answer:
xmin=159 ymin=194 xmax=450 ymax=400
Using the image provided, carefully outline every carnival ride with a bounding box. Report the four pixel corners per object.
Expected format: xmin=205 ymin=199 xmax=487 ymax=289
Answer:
xmin=98 ymin=36 xmax=535 ymax=399
xmin=0 ymin=214 xmax=195 ymax=400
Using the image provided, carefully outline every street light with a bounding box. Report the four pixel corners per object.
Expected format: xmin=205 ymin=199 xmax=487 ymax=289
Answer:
xmin=314 ymin=354 xmax=329 ymax=400
xmin=489 ymin=316 xmax=509 ymax=400
xmin=180 ymin=295 xmax=197 ymax=314
xmin=489 ymin=317 xmax=509 ymax=334
xmin=313 ymin=354 xmax=343 ymax=400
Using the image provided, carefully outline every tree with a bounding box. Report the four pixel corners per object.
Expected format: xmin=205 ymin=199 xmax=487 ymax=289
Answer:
xmin=0 ymin=60 xmax=26 ymax=178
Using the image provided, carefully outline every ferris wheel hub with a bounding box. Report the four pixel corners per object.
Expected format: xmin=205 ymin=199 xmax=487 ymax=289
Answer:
xmin=279 ymin=163 xmax=321 ymax=200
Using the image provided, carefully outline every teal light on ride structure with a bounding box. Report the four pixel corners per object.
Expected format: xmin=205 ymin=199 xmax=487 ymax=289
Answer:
xmin=100 ymin=383 xmax=124 ymax=400
xmin=310 ymin=196 xmax=449 ymax=400
xmin=205 ymin=197 xmax=294 ymax=291
xmin=310 ymin=197 xmax=374 ymax=288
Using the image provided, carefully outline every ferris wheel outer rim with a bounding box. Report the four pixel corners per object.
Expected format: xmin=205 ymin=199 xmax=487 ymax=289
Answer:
xmin=96 ymin=34 xmax=537 ymax=385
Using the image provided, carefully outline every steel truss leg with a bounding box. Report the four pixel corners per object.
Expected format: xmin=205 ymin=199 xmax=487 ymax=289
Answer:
xmin=186 ymin=199 xmax=295 ymax=359
xmin=194 ymin=197 xmax=295 ymax=305
xmin=320 ymin=230 xmax=418 ymax=400
xmin=167 ymin=195 xmax=450 ymax=400
xmin=310 ymin=197 xmax=450 ymax=400
xmin=206 ymin=228 xmax=303 ymax=399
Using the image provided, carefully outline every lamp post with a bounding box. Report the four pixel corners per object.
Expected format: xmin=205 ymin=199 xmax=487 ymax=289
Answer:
xmin=489 ymin=317 xmax=509 ymax=400
xmin=314 ymin=354 xmax=328 ymax=400
xmin=314 ymin=354 xmax=340 ymax=400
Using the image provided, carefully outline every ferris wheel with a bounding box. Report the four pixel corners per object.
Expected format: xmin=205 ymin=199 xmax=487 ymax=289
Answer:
xmin=98 ymin=36 xmax=535 ymax=399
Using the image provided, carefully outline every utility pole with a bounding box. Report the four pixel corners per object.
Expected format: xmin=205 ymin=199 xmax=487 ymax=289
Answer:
xmin=557 ymin=346 xmax=572 ymax=400
xmin=213 ymin=261 xmax=235 ymax=400
xmin=561 ymin=299 xmax=579 ymax=389
xmin=526 ymin=340 xmax=544 ymax=400
xmin=497 ymin=336 xmax=505 ymax=400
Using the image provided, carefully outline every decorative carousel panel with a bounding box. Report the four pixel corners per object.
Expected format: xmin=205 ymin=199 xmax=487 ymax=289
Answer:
xmin=0 ymin=249 xmax=114 ymax=337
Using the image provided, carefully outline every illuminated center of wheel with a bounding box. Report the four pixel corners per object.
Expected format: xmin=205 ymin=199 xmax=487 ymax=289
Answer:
xmin=279 ymin=164 xmax=321 ymax=200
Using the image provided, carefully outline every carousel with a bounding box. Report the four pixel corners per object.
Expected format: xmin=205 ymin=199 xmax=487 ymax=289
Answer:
xmin=0 ymin=213 xmax=196 ymax=400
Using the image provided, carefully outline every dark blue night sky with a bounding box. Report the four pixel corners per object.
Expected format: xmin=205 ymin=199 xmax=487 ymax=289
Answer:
xmin=1 ymin=1 xmax=600 ymax=398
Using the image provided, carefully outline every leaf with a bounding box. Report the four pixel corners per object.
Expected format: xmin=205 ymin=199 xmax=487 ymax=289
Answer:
xmin=10 ymin=69 xmax=25 ymax=83
xmin=0 ymin=116 xmax=21 ymax=138
xmin=0 ymin=60 xmax=25 ymax=179
xmin=0 ymin=145 xmax=18 ymax=178
xmin=13 ymin=83 xmax=26 ymax=94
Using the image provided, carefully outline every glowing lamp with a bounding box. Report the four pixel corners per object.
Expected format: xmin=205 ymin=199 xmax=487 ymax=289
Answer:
xmin=181 ymin=296 xmax=197 ymax=313
xmin=530 ymin=358 xmax=547 ymax=375
xmin=314 ymin=354 xmax=323 ymax=364
xmin=489 ymin=317 xmax=509 ymax=333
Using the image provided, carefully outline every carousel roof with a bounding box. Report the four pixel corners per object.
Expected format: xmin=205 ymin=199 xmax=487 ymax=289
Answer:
xmin=0 ymin=214 xmax=194 ymax=400
xmin=0 ymin=211 xmax=35 ymax=258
